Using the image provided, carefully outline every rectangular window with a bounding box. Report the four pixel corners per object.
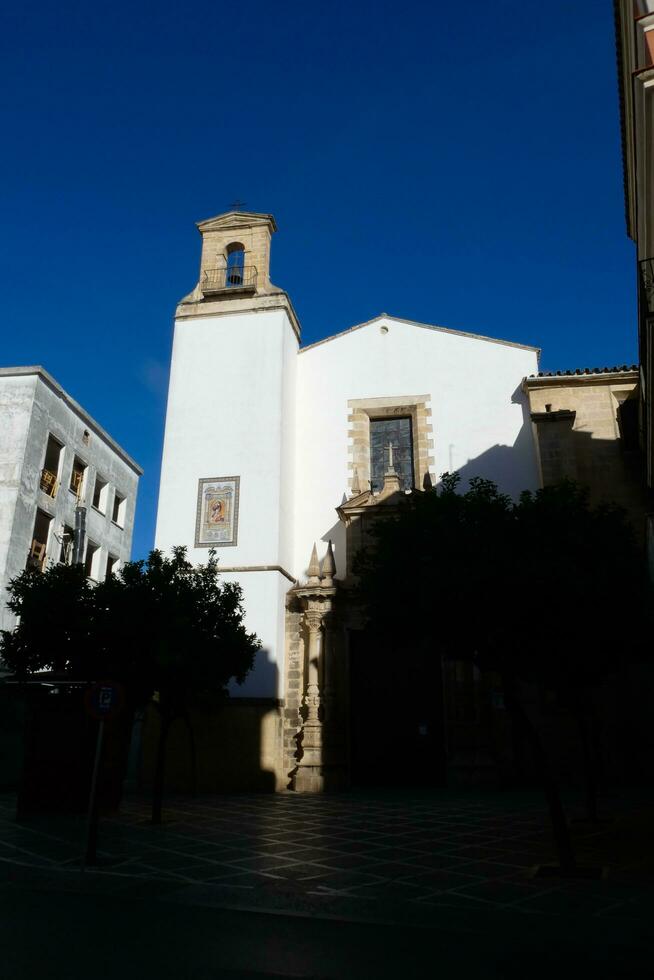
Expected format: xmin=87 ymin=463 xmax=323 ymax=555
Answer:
xmin=92 ymin=475 xmax=108 ymax=513
xmin=40 ymin=434 xmax=63 ymax=498
xmin=59 ymin=524 xmax=75 ymax=564
xmin=28 ymin=509 xmax=53 ymax=571
xmin=106 ymin=554 xmax=119 ymax=578
xmin=84 ymin=541 xmax=101 ymax=581
xmin=70 ymin=456 xmax=87 ymax=500
xmin=369 ymin=416 xmax=414 ymax=491
xmin=112 ymin=492 xmax=126 ymax=527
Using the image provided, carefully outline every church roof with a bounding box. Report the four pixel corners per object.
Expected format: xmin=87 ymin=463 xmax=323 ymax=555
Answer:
xmin=299 ymin=314 xmax=540 ymax=355
xmin=527 ymin=365 xmax=638 ymax=379
xmin=196 ymin=211 xmax=278 ymax=233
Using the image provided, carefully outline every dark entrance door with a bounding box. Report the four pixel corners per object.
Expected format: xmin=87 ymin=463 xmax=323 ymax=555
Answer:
xmin=348 ymin=629 xmax=446 ymax=787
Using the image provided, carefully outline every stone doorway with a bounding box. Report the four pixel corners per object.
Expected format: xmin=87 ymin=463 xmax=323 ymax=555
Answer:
xmin=348 ymin=629 xmax=446 ymax=787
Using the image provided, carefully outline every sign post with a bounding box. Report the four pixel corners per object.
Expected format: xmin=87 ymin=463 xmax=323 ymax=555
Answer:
xmin=81 ymin=681 xmax=124 ymax=870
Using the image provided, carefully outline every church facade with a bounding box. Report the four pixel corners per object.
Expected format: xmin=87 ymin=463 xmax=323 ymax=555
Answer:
xmin=154 ymin=210 xmax=552 ymax=791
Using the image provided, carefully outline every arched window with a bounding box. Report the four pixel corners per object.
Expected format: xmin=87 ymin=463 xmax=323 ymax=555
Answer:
xmin=225 ymin=242 xmax=245 ymax=287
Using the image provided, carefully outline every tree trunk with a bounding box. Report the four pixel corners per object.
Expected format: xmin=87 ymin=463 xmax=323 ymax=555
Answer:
xmin=503 ymin=677 xmax=576 ymax=872
xmin=574 ymin=694 xmax=599 ymax=823
xmin=182 ymin=711 xmax=198 ymax=797
xmin=151 ymin=711 xmax=172 ymax=826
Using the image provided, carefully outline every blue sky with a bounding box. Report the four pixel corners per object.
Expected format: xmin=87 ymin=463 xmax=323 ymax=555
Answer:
xmin=1 ymin=1 xmax=636 ymax=559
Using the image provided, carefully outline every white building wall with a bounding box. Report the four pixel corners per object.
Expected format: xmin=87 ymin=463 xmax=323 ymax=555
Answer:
xmin=0 ymin=375 xmax=38 ymax=586
xmin=294 ymin=316 xmax=540 ymax=579
xmin=155 ymin=308 xmax=298 ymax=697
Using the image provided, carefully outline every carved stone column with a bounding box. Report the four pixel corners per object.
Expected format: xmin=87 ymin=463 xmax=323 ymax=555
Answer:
xmin=300 ymin=606 xmax=324 ymax=769
xmin=292 ymin=541 xmax=342 ymax=793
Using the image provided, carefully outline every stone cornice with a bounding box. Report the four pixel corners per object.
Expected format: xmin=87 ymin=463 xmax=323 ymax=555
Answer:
xmin=530 ymin=409 xmax=576 ymax=424
xmin=219 ymin=564 xmax=297 ymax=584
xmin=175 ymin=291 xmax=302 ymax=343
xmin=336 ymin=485 xmax=411 ymax=525
xmin=292 ymin=585 xmax=337 ymax=601
xmin=523 ymin=370 xmax=638 ymax=392
xmin=196 ymin=211 xmax=278 ymax=234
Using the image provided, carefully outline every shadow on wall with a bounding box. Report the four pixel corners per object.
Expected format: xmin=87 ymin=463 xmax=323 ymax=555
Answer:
xmin=230 ymin=645 xmax=279 ymax=699
xmin=529 ymin=400 xmax=648 ymax=536
xmin=139 ymin=649 xmax=280 ymax=794
xmin=452 ymin=384 xmax=540 ymax=499
xmin=449 ymin=390 xmax=647 ymax=532
xmin=321 ymin=519 xmax=347 ymax=570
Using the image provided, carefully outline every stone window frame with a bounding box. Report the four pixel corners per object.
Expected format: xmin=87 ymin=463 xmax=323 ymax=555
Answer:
xmin=347 ymin=395 xmax=435 ymax=493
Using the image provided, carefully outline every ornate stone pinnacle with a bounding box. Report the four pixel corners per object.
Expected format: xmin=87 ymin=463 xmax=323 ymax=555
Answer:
xmin=307 ymin=543 xmax=321 ymax=584
xmin=351 ymin=467 xmax=361 ymax=495
xmin=321 ymin=539 xmax=336 ymax=586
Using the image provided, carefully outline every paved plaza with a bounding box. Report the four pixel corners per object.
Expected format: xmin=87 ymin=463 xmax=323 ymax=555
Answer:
xmin=2 ymin=788 xmax=653 ymax=978
xmin=1 ymin=787 xmax=653 ymax=924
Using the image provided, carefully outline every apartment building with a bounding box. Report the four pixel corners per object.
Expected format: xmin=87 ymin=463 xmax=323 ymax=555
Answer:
xmin=0 ymin=366 xmax=141 ymax=631
xmin=615 ymin=1 xmax=654 ymax=487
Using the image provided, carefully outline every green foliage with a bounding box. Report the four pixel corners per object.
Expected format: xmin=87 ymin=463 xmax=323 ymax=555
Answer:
xmin=1 ymin=563 xmax=94 ymax=676
xmin=355 ymin=475 xmax=651 ymax=692
xmin=1 ymin=547 xmax=260 ymax=713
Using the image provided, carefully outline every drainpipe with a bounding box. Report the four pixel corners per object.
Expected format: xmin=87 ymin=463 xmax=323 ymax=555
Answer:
xmin=73 ymin=506 xmax=86 ymax=565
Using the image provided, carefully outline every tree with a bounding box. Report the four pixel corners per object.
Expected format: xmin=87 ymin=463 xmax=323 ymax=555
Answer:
xmin=1 ymin=547 xmax=260 ymax=823
xmin=355 ymin=475 xmax=651 ymax=871
xmin=1 ymin=562 xmax=95 ymax=677
xmin=94 ymin=547 xmax=260 ymax=823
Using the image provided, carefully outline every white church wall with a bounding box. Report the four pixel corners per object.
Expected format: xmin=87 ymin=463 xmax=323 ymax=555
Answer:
xmin=277 ymin=312 xmax=297 ymax=575
xmin=155 ymin=307 xmax=298 ymax=697
xmin=220 ymin=570 xmax=286 ymax=698
xmin=294 ymin=315 xmax=540 ymax=579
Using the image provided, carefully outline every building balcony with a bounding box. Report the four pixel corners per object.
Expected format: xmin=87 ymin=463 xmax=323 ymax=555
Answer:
xmin=200 ymin=265 xmax=257 ymax=297
xmin=69 ymin=467 xmax=85 ymax=500
xmin=39 ymin=468 xmax=58 ymax=498
xmin=28 ymin=539 xmax=47 ymax=572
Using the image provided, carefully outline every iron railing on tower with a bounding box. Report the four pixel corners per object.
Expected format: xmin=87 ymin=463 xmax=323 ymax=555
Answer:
xmin=201 ymin=265 xmax=257 ymax=296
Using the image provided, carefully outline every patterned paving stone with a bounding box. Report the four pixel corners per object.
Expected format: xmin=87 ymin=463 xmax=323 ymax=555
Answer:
xmin=447 ymin=845 xmax=514 ymax=861
xmin=451 ymin=860 xmax=530 ymax=878
xmin=310 ymin=869 xmax=386 ymax=892
xmin=453 ymin=878 xmax=556 ymax=905
xmin=279 ymin=847 xmax=341 ymax=863
xmin=350 ymin=880 xmax=436 ymax=901
xmin=2 ymin=788 xmax=653 ymax=925
xmin=402 ymin=852 xmax=473 ymax=871
xmin=319 ymin=840 xmax=385 ymax=855
xmin=223 ymin=854 xmax=297 ymax=872
xmin=355 ymin=861 xmax=423 ymax=880
xmin=516 ymin=888 xmax=622 ymax=915
xmin=265 ymin=863 xmax=337 ymax=881
xmin=402 ymin=868 xmax=485 ymax=889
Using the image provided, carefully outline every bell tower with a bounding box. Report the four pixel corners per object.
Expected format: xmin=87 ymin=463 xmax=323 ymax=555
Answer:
xmin=197 ymin=210 xmax=275 ymax=295
xmin=176 ymin=210 xmax=301 ymax=333
xmin=155 ymin=211 xmax=300 ymax=700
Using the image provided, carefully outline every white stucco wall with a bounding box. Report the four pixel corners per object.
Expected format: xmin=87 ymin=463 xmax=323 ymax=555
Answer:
xmin=155 ymin=308 xmax=298 ymax=697
xmin=294 ymin=315 xmax=540 ymax=579
xmin=0 ymin=375 xmax=37 ymax=585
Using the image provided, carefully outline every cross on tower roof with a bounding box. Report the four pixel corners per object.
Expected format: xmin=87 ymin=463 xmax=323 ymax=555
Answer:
xmin=229 ymin=199 xmax=247 ymax=212
xmin=386 ymin=441 xmax=396 ymax=474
